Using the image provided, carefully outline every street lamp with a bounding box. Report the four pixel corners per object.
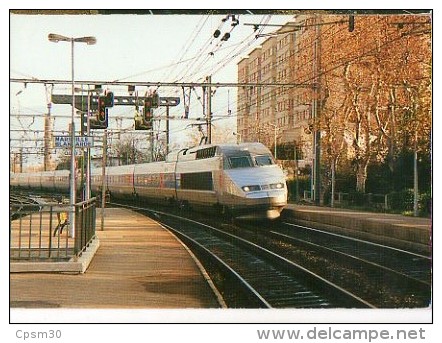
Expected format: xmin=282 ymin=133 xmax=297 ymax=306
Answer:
xmin=48 ymin=33 xmax=96 ymax=239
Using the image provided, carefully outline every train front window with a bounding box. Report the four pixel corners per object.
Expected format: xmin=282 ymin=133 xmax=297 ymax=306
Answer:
xmin=228 ymin=156 xmax=253 ymax=169
xmin=254 ymin=155 xmax=274 ymax=166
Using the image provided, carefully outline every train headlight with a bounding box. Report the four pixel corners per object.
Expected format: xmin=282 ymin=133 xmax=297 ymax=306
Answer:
xmin=270 ymin=182 xmax=285 ymax=189
xmin=242 ymin=185 xmax=260 ymax=192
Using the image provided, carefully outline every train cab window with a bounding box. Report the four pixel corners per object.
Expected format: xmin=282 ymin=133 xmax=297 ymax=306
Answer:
xmin=228 ymin=156 xmax=253 ymax=169
xmin=254 ymin=155 xmax=274 ymax=166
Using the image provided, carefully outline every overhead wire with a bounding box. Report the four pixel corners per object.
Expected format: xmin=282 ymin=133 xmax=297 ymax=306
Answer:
xmin=164 ymin=15 xmax=210 ymax=83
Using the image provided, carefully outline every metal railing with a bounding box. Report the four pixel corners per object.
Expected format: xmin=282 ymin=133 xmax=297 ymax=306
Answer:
xmin=74 ymin=198 xmax=97 ymax=257
xmin=301 ymin=191 xmax=388 ymax=210
xmin=10 ymin=198 xmax=96 ymax=261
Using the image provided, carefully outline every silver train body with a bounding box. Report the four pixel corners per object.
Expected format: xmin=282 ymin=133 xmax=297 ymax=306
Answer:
xmin=10 ymin=143 xmax=288 ymax=219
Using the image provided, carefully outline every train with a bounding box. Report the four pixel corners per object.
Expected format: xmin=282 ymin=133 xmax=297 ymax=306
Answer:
xmin=10 ymin=142 xmax=288 ymax=219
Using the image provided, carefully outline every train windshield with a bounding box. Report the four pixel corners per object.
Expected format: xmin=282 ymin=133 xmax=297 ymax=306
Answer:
xmin=228 ymin=156 xmax=254 ymax=169
xmin=221 ymin=144 xmax=276 ymax=169
xmin=226 ymin=154 xmax=274 ymax=169
xmin=254 ymin=155 xmax=274 ymax=166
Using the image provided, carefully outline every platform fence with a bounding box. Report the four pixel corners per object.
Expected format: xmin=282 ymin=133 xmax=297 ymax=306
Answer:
xmin=10 ymin=198 xmax=96 ymax=261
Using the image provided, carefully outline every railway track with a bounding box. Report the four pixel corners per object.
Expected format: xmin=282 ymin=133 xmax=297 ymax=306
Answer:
xmin=111 ymin=201 xmax=374 ymax=309
xmin=10 ymin=193 xmax=42 ymax=220
xmin=220 ymin=220 xmax=432 ymax=308
xmin=279 ymin=222 xmax=431 ymax=284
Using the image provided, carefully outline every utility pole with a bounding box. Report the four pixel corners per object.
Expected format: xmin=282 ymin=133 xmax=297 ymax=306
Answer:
xmin=206 ymin=75 xmax=212 ymax=144
xmin=413 ymin=131 xmax=419 ymax=217
xmin=101 ymin=129 xmax=107 ymax=231
xmin=313 ymin=15 xmax=322 ymax=206
xmin=166 ymin=105 xmax=170 ymax=155
xmin=202 ymin=83 xmax=207 ymax=144
xmin=294 ymin=140 xmax=299 ymax=202
xmin=150 ymin=132 xmax=154 ymax=162
xmin=44 ymin=84 xmax=53 ymax=171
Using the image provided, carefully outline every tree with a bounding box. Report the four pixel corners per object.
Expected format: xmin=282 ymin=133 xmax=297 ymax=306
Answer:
xmin=112 ymin=134 xmax=146 ymax=165
xmin=311 ymin=14 xmax=431 ymax=194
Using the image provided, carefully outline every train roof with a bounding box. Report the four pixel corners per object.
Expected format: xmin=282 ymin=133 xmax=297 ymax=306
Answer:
xmin=166 ymin=142 xmax=272 ymax=162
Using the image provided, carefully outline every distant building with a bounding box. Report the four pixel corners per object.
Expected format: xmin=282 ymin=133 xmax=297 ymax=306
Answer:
xmin=237 ymin=16 xmax=314 ymax=167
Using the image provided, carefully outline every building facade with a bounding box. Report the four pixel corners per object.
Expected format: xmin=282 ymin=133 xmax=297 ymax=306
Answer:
xmin=237 ymin=16 xmax=314 ymax=165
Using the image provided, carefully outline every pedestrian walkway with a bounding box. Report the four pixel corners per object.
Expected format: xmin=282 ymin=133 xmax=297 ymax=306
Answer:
xmin=10 ymin=208 xmax=222 ymax=309
xmin=283 ymin=204 xmax=431 ymax=253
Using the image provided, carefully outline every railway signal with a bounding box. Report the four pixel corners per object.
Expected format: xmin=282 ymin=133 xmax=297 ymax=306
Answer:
xmin=90 ymin=91 xmax=113 ymax=129
xmin=51 ymin=91 xmax=180 ymax=131
xmin=135 ymin=96 xmax=153 ymax=130
xmin=105 ymin=90 xmax=114 ymax=107
xmin=90 ymin=96 xmax=108 ymax=129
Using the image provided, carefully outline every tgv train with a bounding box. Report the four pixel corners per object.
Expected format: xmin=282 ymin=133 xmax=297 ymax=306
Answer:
xmin=10 ymin=143 xmax=288 ymax=219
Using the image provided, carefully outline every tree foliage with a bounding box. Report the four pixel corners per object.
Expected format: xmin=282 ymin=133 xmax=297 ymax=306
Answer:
xmin=112 ymin=134 xmax=147 ymax=165
xmin=301 ymin=14 xmax=432 ymax=193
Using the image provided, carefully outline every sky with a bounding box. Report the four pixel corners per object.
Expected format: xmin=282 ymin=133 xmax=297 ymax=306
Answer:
xmin=10 ymin=12 xmax=294 ymax=167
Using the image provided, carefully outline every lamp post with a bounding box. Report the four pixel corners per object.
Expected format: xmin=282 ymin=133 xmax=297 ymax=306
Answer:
xmin=48 ymin=33 xmax=96 ymax=239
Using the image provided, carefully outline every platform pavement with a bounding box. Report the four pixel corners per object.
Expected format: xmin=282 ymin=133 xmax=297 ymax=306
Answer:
xmin=283 ymin=204 xmax=432 ymax=254
xmin=10 ymin=208 xmax=222 ymax=310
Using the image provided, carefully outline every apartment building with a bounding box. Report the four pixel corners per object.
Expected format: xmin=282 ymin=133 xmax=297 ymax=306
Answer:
xmin=237 ymin=17 xmax=314 ymax=163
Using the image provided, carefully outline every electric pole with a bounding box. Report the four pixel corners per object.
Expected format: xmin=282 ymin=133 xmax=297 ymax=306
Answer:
xmin=166 ymin=105 xmax=170 ymax=154
xmin=44 ymin=84 xmax=54 ymax=171
xmin=313 ymin=15 xmax=322 ymax=206
xmin=101 ymin=129 xmax=107 ymax=231
xmin=206 ymin=75 xmax=212 ymax=144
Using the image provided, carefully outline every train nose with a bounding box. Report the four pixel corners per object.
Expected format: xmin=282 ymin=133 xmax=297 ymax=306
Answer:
xmin=244 ymin=189 xmax=286 ymax=203
xmin=268 ymin=191 xmax=288 ymax=206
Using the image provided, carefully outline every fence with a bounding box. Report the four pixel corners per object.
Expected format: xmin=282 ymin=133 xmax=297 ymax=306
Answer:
xmin=332 ymin=192 xmax=388 ymax=210
xmin=10 ymin=198 xmax=97 ymax=261
xmin=301 ymin=191 xmax=388 ymax=209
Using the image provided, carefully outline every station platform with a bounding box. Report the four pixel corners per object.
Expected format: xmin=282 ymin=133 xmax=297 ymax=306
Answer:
xmin=10 ymin=208 xmax=223 ymax=309
xmin=283 ymin=204 xmax=432 ymax=254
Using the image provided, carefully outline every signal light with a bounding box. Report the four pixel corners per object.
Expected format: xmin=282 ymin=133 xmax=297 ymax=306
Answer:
xmin=91 ymin=96 xmax=108 ymax=129
xmin=105 ymin=91 xmax=114 ymax=107
xmin=136 ymin=97 xmax=153 ymax=130
xmin=144 ymin=104 xmax=153 ymax=122
xmin=98 ymin=96 xmax=106 ymax=122
xmin=135 ymin=107 xmax=152 ymax=130
xmin=151 ymin=93 xmax=159 ymax=108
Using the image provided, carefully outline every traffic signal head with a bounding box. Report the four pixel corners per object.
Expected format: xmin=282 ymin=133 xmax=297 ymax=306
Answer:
xmin=98 ymin=96 xmax=106 ymax=121
xmin=105 ymin=91 xmax=114 ymax=107
xmin=134 ymin=110 xmax=152 ymax=130
xmin=93 ymin=95 xmax=108 ymax=128
xmin=151 ymin=93 xmax=159 ymax=108
xmin=144 ymin=105 xmax=153 ymax=122
xmin=98 ymin=107 xmax=108 ymax=123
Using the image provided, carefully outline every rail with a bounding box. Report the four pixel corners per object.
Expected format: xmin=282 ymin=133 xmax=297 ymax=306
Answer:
xmin=10 ymin=198 xmax=97 ymax=261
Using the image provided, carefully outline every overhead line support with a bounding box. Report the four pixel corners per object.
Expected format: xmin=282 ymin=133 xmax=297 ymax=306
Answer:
xmin=11 ymin=78 xmax=315 ymax=89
